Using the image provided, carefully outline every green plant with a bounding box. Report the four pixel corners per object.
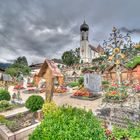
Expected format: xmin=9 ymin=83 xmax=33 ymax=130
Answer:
xmin=126 ymin=56 xmax=140 ymax=68
xmin=0 ymin=100 xmax=13 ymax=112
xmin=42 ymin=101 xmax=57 ymax=116
xmin=0 ymin=89 xmax=11 ymax=101
xmin=0 ymin=115 xmax=5 ymax=122
xmin=112 ymin=123 xmax=140 ymax=140
xmin=78 ymin=76 xmax=84 ymax=86
xmin=0 ymin=114 xmax=18 ymax=132
xmin=102 ymin=81 xmax=110 ymax=85
xmin=68 ymin=82 xmax=79 ymax=87
xmin=5 ymin=120 xmax=18 ymax=132
xmin=25 ymin=95 xmax=44 ymax=112
xmin=29 ymin=106 xmax=107 ymax=140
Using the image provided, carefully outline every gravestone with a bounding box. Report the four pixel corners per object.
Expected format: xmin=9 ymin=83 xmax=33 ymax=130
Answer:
xmin=96 ymin=106 xmax=140 ymax=128
xmin=2 ymin=74 xmax=12 ymax=81
xmin=23 ymin=77 xmax=28 ymax=88
xmin=84 ymin=73 xmax=102 ymax=92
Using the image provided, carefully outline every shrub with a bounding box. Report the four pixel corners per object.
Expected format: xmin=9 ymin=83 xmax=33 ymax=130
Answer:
xmin=0 ymin=100 xmax=13 ymax=112
xmin=112 ymin=124 xmax=140 ymax=140
xmin=102 ymin=81 xmax=109 ymax=85
xmin=126 ymin=56 xmax=140 ymax=68
xmin=0 ymin=115 xmax=5 ymax=122
xmin=68 ymin=82 xmax=79 ymax=87
xmin=25 ymin=95 xmax=44 ymax=112
xmin=29 ymin=106 xmax=107 ymax=140
xmin=0 ymin=89 xmax=11 ymax=101
xmin=78 ymin=76 xmax=84 ymax=85
xmin=42 ymin=101 xmax=57 ymax=116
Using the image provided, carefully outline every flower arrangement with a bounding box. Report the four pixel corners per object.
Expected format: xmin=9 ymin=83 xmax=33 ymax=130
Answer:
xmin=73 ymin=88 xmax=93 ymax=97
xmin=54 ymin=85 xmax=67 ymax=93
xmin=27 ymin=83 xmax=34 ymax=87
xmin=135 ymin=85 xmax=140 ymax=93
xmin=104 ymin=84 xmax=128 ymax=101
xmin=14 ymin=85 xmax=24 ymax=90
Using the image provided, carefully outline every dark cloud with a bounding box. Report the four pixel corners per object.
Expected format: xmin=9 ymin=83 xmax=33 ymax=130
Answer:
xmin=120 ymin=27 xmax=140 ymax=34
xmin=0 ymin=0 xmax=139 ymax=64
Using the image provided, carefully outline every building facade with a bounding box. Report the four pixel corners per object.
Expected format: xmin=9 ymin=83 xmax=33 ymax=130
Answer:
xmin=80 ymin=21 xmax=104 ymax=63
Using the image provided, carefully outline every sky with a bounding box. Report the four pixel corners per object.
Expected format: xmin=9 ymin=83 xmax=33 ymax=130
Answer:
xmin=0 ymin=0 xmax=140 ymax=64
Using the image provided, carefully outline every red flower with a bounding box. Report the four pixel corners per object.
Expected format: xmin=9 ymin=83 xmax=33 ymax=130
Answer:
xmin=105 ymin=129 xmax=111 ymax=136
xmin=111 ymin=84 xmax=118 ymax=87
xmin=111 ymin=91 xmax=117 ymax=95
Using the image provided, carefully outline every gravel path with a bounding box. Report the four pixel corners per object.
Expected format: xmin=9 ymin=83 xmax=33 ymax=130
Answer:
xmin=1 ymin=86 xmax=102 ymax=116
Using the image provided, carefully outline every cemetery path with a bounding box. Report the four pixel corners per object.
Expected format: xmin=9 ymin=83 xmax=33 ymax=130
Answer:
xmin=53 ymin=94 xmax=103 ymax=113
xmin=3 ymin=86 xmax=103 ymax=117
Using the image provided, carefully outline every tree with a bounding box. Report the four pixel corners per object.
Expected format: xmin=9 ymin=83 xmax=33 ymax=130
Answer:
xmin=62 ymin=48 xmax=80 ymax=66
xmin=5 ymin=56 xmax=31 ymax=77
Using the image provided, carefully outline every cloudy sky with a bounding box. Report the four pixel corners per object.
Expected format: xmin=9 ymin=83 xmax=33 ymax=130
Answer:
xmin=0 ymin=0 xmax=140 ymax=64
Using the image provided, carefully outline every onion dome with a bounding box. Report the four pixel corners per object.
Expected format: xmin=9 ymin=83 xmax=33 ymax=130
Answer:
xmin=80 ymin=20 xmax=89 ymax=31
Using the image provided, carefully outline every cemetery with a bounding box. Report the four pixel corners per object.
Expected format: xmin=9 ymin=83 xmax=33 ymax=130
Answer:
xmin=0 ymin=22 xmax=140 ymax=140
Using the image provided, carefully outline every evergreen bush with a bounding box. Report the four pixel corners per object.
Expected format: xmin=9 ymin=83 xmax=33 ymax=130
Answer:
xmin=29 ymin=106 xmax=106 ymax=140
xmin=0 ymin=89 xmax=11 ymax=101
xmin=25 ymin=95 xmax=44 ymax=112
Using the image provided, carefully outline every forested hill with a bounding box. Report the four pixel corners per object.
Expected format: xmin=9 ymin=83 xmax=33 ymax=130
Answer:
xmin=0 ymin=63 xmax=11 ymax=69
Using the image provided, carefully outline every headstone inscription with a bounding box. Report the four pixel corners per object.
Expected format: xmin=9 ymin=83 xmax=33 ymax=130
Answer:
xmin=97 ymin=106 xmax=140 ymax=128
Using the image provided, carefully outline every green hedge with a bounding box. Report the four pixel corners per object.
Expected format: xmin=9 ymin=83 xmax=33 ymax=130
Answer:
xmin=29 ymin=106 xmax=107 ymax=140
xmin=0 ymin=89 xmax=11 ymax=101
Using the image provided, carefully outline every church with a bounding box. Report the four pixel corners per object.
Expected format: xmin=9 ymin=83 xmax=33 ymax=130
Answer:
xmin=80 ymin=21 xmax=104 ymax=63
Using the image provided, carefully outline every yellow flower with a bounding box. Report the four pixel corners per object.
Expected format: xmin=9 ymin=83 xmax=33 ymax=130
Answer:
xmin=121 ymin=53 xmax=125 ymax=59
xmin=108 ymin=55 xmax=114 ymax=61
xmin=114 ymin=48 xmax=120 ymax=53
xmin=115 ymin=60 xmax=120 ymax=65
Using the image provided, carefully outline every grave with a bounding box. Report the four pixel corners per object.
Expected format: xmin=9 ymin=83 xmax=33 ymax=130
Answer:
xmin=96 ymin=105 xmax=140 ymax=128
xmin=84 ymin=73 xmax=102 ymax=92
xmin=71 ymin=71 xmax=102 ymax=100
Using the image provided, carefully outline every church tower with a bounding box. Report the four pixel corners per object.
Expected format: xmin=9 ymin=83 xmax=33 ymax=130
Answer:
xmin=80 ymin=21 xmax=92 ymax=63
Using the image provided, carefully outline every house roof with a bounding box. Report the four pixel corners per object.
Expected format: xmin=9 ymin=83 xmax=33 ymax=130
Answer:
xmin=0 ymin=68 xmax=5 ymax=72
xmin=104 ymin=64 xmax=129 ymax=72
xmin=29 ymin=63 xmax=43 ymax=70
xmin=38 ymin=59 xmax=63 ymax=77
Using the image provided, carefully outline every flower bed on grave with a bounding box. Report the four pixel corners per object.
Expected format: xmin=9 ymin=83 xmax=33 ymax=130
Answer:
xmin=103 ymin=84 xmax=128 ymax=103
xmin=0 ymin=111 xmax=37 ymax=132
xmin=54 ymin=85 xmax=68 ymax=94
xmin=23 ymin=88 xmax=39 ymax=94
xmin=27 ymin=83 xmax=34 ymax=87
xmin=103 ymin=123 xmax=140 ymax=140
xmin=14 ymin=84 xmax=24 ymax=90
xmin=71 ymin=87 xmax=101 ymax=100
xmin=135 ymin=85 xmax=140 ymax=93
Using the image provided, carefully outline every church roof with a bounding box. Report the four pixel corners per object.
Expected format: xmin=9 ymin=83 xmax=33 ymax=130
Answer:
xmin=80 ymin=21 xmax=89 ymax=31
xmin=89 ymin=44 xmax=104 ymax=53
